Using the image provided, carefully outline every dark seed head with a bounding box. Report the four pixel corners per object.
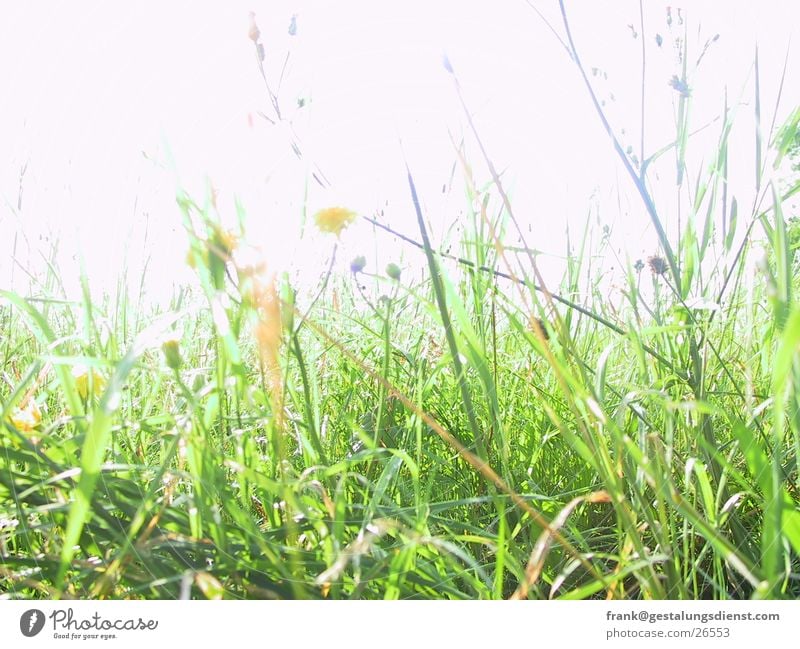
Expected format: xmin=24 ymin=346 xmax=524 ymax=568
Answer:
xmin=669 ymin=75 xmax=691 ymax=97
xmin=647 ymin=255 xmax=668 ymax=276
xmin=531 ymin=317 xmax=550 ymax=341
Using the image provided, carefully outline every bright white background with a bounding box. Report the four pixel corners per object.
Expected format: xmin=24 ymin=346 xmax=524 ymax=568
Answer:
xmin=0 ymin=1 xmax=797 ymax=303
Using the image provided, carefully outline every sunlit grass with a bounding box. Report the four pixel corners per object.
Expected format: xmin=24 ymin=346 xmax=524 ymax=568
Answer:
xmin=2 ymin=8 xmax=800 ymax=600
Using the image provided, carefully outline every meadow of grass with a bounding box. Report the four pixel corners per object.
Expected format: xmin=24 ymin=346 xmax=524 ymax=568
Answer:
xmin=2 ymin=6 xmax=800 ymax=600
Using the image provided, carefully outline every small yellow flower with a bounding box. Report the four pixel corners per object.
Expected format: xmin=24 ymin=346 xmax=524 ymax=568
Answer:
xmin=186 ymin=247 xmax=202 ymax=269
xmin=213 ymin=227 xmax=239 ymax=257
xmin=72 ymin=365 xmax=107 ymax=399
xmin=313 ymin=207 xmax=357 ymax=237
xmin=161 ymin=336 xmax=183 ymax=370
xmin=9 ymin=400 xmax=42 ymax=432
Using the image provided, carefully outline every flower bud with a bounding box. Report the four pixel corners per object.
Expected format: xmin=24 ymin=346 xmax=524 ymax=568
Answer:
xmin=386 ymin=263 xmax=401 ymax=280
xmin=162 ymin=337 xmax=183 ymax=370
xmin=350 ymin=255 xmax=367 ymax=274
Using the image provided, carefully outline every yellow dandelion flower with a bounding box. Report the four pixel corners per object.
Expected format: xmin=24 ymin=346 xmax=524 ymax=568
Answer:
xmin=9 ymin=400 xmax=42 ymax=432
xmin=313 ymin=207 xmax=357 ymax=237
xmin=72 ymin=365 xmax=107 ymax=399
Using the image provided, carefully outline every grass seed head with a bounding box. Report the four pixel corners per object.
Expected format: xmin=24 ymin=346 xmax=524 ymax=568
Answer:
xmin=647 ymin=255 xmax=668 ymax=276
xmin=530 ymin=317 xmax=550 ymax=341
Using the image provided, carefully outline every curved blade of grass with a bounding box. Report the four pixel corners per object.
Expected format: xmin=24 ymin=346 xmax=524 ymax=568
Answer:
xmin=511 ymin=490 xmax=611 ymax=600
xmin=56 ymin=314 xmax=182 ymax=589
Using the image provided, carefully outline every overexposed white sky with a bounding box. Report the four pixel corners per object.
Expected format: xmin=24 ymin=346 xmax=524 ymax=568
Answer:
xmin=0 ymin=1 xmax=798 ymax=304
